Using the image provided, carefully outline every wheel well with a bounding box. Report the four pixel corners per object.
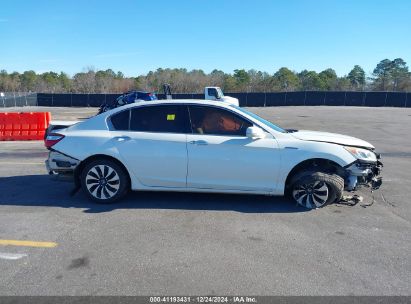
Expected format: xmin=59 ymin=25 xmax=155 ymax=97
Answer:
xmin=74 ymin=154 xmax=131 ymax=188
xmin=284 ymin=158 xmax=344 ymax=190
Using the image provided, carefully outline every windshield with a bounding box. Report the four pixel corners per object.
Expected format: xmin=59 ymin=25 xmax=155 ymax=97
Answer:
xmin=216 ymin=87 xmax=224 ymax=97
xmin=230 ymin=105 xmax=287 ymax=133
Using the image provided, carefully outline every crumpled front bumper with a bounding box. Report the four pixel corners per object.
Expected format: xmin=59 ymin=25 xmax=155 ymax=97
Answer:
xmin=45 ymin=150 xmax=80 ymax=182
xmin=344 ymin=158 xmax=383 ymax=191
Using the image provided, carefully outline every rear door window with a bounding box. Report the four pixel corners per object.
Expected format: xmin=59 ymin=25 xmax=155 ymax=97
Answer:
xmin=110 ymin=110 xmax=130 ymax=130
xmin=130 ymin=105 xmax=190 ymax=133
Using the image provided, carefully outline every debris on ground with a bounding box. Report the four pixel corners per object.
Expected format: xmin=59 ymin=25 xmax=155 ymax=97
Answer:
xmin=336 ymin=193 xmax=375 ymax=208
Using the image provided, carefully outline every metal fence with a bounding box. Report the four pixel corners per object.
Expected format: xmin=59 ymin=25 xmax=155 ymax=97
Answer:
xmin=1 ymin=91 xmax=410 ymax=108
xmin=0 ymin=92 xmax=38 ymax=107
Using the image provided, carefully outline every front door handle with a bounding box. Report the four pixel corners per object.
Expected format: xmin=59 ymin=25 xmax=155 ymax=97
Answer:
xmin=189 ymin=140 xmax=208 ymax=145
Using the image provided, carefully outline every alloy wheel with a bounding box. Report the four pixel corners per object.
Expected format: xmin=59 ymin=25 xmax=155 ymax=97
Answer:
xmin=85 ymin=165 xmax=120 ymax=200
xmin=292 ymin=181 xmax=329 ymax=209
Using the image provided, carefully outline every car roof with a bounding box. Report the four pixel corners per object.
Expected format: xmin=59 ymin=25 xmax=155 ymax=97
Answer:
xmin=113 ymin=99 xmax=233 ymax=110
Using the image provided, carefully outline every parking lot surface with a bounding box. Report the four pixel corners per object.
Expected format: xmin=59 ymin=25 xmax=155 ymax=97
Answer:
xmin=0 ymin=106 xmax=410 ymax=295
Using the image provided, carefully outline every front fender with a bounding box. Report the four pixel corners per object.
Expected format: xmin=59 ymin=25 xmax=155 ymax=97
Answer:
xmin=275 ymin=141 xmax=356 ymax=195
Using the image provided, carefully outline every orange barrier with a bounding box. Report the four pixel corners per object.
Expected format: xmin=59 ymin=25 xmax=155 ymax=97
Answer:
xmin=0 ymin=112 xmax=51 ymax=141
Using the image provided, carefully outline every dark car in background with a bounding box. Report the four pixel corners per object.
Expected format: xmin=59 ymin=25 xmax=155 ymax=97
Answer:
xmin=98 ymin=91 xmax=157 ymax=113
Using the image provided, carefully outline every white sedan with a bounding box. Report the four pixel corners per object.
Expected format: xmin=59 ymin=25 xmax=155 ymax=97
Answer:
xmin=45 ymin=100 xmax=382 ymax=209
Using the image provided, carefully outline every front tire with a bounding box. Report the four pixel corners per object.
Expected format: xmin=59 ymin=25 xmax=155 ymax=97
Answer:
xmin=291 ymin=172 xmax=344 ymax=209
xmin=80 ymin=159 xmax=129 ymax=204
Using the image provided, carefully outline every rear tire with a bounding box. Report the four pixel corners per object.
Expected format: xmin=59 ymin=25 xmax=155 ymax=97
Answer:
xmin=80 ymin=159 xmax=129 ymax=204
xmin=290 ymin=172 xmax=344 ymax=209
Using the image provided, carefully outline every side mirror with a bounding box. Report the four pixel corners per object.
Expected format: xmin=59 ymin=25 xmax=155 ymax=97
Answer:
xmin=246 ymin=126 xmax=265 ymax=139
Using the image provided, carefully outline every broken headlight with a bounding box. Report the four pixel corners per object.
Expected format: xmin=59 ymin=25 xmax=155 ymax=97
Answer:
xmin=344 ymin=146 xmax=377 ymax=162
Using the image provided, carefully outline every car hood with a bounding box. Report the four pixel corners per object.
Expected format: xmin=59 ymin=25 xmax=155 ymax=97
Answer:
xmin=221 ymin=96 xmax=238 ymax=102
xmin=221 ymin=96 xmax=239 ymax=106
xmin=290 ymin=130 xmax=374 ymax=149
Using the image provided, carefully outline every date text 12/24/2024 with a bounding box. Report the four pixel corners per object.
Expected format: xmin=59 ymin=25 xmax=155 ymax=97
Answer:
xmin=150 ymin=296 xmax=257 ymax=303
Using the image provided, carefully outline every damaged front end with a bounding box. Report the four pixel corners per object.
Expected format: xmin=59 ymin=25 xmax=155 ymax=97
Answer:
xmin=45 ymin=150 xmax=80 ymax=182
xmin=344 ymin=156 xmax=383 ymax=191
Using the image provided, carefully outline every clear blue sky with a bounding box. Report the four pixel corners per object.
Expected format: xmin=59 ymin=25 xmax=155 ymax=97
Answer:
xmin=1 ymin=0 xmax=410 ymax=77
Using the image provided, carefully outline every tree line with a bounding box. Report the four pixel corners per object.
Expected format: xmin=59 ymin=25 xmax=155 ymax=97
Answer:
xmin=0 ymin=58 xmax=410 ymax=94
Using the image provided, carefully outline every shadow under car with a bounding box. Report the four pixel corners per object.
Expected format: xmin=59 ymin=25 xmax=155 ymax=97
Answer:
xmin=0 ymin=174 xmax=308 ymax=214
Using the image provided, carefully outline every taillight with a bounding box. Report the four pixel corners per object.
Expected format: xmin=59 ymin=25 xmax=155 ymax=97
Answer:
xmin=45 ymin=133 xmax=65 ymax=149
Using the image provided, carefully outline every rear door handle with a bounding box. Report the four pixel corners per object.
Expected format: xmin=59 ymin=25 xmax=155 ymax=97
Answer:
xmin=189 ymin=140 xmax=208 ymax=145
xmin=114 ymin=136 xmax=131 ymax=142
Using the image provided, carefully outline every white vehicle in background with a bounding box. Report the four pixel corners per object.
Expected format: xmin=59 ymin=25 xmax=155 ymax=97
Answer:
xmin=44 ymin=99 xmax=382 ymax=209
xmin=204 ymin=87 xmax=239 ymax=106
xmin=165 ymin=84 xmax=239 ymax=106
